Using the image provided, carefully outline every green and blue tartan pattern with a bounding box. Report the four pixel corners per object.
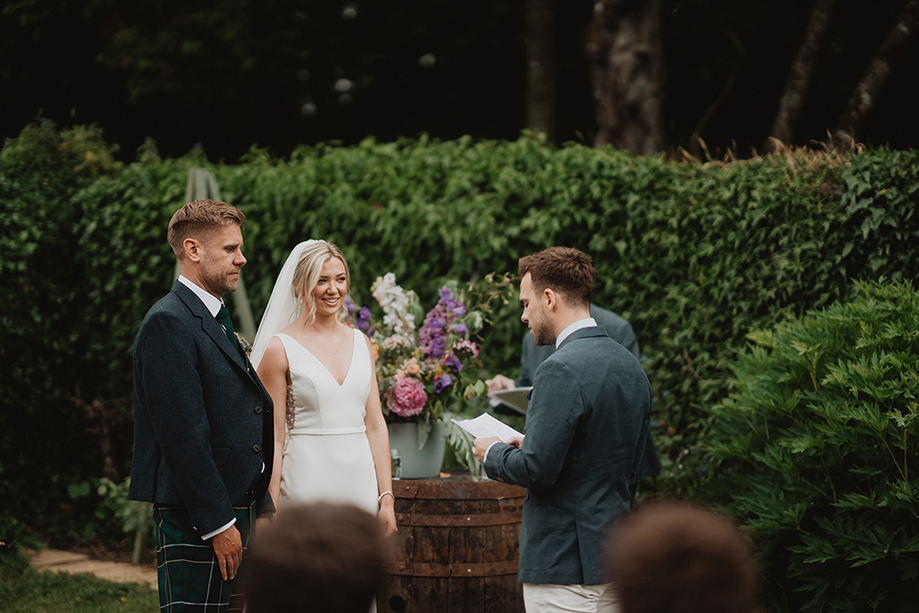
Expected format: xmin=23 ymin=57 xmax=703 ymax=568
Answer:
xmin=154 ymin=497 xmax=255 ymax=612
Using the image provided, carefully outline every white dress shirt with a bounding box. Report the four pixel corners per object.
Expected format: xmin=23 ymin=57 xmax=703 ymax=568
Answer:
xmin=178 ymin=275 xmax=222 ymax=317
xmin=555 ymin=317 xmax=597 ymax=348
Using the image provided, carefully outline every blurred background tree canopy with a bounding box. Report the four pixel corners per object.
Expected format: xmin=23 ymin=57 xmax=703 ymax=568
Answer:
xmin=1 ymin=0 xmax=916 ymax=160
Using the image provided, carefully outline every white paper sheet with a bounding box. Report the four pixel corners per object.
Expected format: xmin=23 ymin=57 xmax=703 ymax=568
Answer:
xmin=451 ymin=413 xmax=523 ymax=441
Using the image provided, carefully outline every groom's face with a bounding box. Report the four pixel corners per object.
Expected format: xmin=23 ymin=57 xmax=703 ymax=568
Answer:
xmin=519 ymin=273 xmax=554 ymax=346
xmin=198 ymin=224 xmax=247 ymax=298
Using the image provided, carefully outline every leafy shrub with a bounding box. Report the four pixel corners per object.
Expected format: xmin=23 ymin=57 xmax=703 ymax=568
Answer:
xmin=0 ymin=120 xmax=123 ymax=543
xmin=66 ymin=478 xmax=151 ymax=545
xmin=704 ymin=279 xmax=919 ymax=612
xmin=0 ymin=514 xmax=46 ymax=567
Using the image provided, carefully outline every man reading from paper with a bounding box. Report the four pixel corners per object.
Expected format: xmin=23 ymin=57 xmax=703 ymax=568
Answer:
xmin=474 ymin=247 xmax=651 ymax=613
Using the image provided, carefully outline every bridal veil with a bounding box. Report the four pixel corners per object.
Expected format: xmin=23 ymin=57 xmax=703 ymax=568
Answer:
xmin=250 ymin=239 xmax=319 ymax=369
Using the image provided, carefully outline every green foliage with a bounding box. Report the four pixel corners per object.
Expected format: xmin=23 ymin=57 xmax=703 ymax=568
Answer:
xmin=703 ymin=279 xmax=919 ymax=612
xmin=0 ymin=515 xmax=46 ymax=567
xmin=4 ymin=124 xmax=919 ymax=552
xmin=0 ymin=563 xmax=158 ymax=613
xmin=442 ymin=411 xmax=480 ymax=476
xmin=95 ymin=479 xmax=150 ymax=538
xmin=0 ymin=119 xmax=124 ymax=544
xmin=67 ymin=478 xmax=151 ymax=543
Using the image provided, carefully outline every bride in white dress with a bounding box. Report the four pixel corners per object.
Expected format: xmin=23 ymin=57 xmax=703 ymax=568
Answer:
xmin=251 ymin=240 xmax=397 ymax=536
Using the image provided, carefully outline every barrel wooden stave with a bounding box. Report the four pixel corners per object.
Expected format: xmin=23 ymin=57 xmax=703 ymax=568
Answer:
xmin=379 ymin=477 xmax=526 ymax=613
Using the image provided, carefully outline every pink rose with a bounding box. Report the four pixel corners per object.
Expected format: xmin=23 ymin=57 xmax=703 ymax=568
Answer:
xmin=389 ymin=377 xmax=428 ymax=417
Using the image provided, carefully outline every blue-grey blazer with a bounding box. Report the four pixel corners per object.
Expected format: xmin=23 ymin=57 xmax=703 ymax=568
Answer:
xmin=129 ymin=281 xmax=274 ymax=535
xmin=485 ymin=326 xmax=651 ymax=585
xmin=517 ymin=305 xmax=660 ymax=483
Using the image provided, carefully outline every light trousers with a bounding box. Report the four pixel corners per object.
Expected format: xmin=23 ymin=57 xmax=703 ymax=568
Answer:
xmin=523 ymin=582 xmax=619 ymax=613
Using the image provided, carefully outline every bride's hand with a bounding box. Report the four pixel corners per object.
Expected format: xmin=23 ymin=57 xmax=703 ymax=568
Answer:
xmin=378 ymin=501 xmax=398 ymax=536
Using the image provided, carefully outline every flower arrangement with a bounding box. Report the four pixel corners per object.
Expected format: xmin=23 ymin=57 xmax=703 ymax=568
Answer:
xmin=344 ymin=273 xmax=488 ymax=426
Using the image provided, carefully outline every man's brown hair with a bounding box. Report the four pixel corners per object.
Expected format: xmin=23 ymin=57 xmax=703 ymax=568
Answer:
xmin=166 ymin=199 xmax=246 ymax=259
xmin=518 ymin=246 xmax=594 ymax=307
xmin=608 ymin=501 xmax=760 ymax=613
xmin=242 ymin=503 xmax=387 ymax=613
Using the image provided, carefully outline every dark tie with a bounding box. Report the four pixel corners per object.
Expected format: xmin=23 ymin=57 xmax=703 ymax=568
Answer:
xmin=216 ymin=304 xmax=239 ymax=349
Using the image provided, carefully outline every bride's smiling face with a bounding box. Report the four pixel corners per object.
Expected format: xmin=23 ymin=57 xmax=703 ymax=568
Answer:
xmin=312 ymin=257 xmax=349 ymax=317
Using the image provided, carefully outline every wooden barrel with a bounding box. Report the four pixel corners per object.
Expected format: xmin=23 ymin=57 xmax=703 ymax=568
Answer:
xmin=378 ymin=475 xmax=526 ymax=613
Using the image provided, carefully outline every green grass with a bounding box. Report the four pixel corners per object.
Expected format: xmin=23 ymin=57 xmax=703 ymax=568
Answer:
xmin=0 ymin=558 xmax=158 ymax=613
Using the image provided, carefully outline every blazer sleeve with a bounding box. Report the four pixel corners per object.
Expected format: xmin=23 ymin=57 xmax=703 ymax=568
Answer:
xmin=487 ymin=360 xmax=582 ymax=490
xmin=134 ymin=309 xmax=235 ymax=535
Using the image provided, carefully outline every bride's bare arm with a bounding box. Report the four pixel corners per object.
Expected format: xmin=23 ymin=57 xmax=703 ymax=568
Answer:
xmin=363 ymin=335 xmax=397 ymax=536
xmin=256 ymin=337 xmax=290 ymax=516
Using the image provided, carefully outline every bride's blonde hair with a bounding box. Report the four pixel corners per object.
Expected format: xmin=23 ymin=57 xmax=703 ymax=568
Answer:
xmin=291 ymin=241 xmax=351 ymax=325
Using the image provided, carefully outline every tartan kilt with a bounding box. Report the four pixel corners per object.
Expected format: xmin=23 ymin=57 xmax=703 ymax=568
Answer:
xmin=154 ymin=495 xmax=256 ymax=612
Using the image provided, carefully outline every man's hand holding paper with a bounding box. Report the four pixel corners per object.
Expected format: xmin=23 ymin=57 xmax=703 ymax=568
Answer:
xmin=452 ymin=413 xmax=524 ymax=462
xmin=473 ymin=433 xmax=524 ymax=463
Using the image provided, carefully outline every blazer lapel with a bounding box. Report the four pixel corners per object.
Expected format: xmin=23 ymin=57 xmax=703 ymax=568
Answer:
xmin=172 ymin=281 xmax=250 ymax=375
xmin=203 ymin=314 xmax=249 ymax=371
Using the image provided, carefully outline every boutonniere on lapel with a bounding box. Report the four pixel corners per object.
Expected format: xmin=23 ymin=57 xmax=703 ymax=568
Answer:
xmin=235 ymin=333 xmax=252 ymax=355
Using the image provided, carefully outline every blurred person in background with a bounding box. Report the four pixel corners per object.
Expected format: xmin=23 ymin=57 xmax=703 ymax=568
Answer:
xmin=243 ymin=502 xmax=387 ymax=613
xmin=608 ymin=500 xmax=762 ymax=613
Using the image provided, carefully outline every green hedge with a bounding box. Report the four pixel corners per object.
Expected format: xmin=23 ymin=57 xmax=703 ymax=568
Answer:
xmin=0 ymin=121 xmax=127 ymax=540
xmin=2 ymin=122 xmax=918 ymax=543
xmin=704 ymin=279 xmax=919 ymax=612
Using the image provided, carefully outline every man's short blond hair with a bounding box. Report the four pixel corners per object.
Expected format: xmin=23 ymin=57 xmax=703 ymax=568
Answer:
xmin=167 ymin=199 xmax=246 ymax=259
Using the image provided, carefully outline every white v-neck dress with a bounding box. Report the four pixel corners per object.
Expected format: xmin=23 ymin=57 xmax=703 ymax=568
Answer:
xmin=275 ymin=329 xmax=378 ymax=513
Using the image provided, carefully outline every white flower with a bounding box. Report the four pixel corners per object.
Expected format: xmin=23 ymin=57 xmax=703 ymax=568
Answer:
xmin=372 ymin=273 xmax=416 ymax=334
xmin=381 ymin=334 xmax=412 ymax=350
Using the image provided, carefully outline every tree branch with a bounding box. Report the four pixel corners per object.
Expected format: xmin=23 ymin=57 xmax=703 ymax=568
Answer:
xmin=832 ymin=0 xmax=919 ymax=147
xmin=767 ymin=0 xmax=839 ymax=149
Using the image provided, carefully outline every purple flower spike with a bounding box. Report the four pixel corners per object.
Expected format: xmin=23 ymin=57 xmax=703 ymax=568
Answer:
xmin=429 ymin=317 xmax=445 ymax=331
xmin=443 ymin=354 xmax=463 ymax=372
xmin=452 ymin=323 xmax=467 ymax=336
xmin=434 ymin=374 xmax=453 ymax=393
xmin=439 ymin=288 xmax=452 ymax=302
xmin=358 ymin=307 xmax=371 ymax=320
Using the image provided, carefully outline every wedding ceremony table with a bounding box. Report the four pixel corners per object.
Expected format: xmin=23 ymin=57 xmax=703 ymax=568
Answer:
xmin=378 ymin=471 xmax=526 ymax=613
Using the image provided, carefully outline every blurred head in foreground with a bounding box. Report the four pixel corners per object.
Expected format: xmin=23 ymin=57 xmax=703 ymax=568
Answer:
xmin=243 ymin=502 xmax=386 ymax=613
xmin=608 ymin=501 xmax=760 ymax=613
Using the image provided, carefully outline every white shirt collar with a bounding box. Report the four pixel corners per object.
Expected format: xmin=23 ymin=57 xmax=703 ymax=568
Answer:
xmin=556 ymin=317 xmax=597 ymax=349
xmin=178 ymin=275 xmax=223 ymax=317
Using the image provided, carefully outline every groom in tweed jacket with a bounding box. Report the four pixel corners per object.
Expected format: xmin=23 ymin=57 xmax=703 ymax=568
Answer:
xmin=475 ymin=247 xmax=651 ymax=613
xmin=130 ymin=200 xmax=274 ymax=612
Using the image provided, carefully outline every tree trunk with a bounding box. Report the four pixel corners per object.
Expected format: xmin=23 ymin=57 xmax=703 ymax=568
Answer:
xmin=585 ymin=0 xmax=665 ymax=154
xmin=767 ymin=0 xmax=839 ymax=150
xmin=526 ymin=0 xmax=557 ymax=140
xmin=832 ymin=0 xmax=919 ymax=147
